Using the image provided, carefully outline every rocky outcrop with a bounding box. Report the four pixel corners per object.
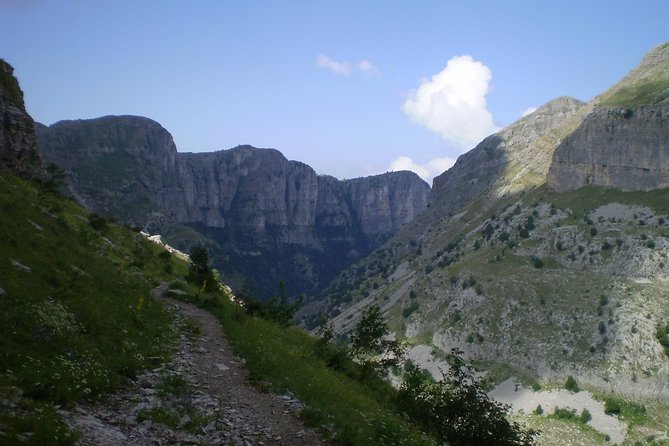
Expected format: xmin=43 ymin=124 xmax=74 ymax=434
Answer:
xmin=548 ymin=42 xmax=669 ymax=192
xmin=430 ymin=96 xmax=588 ymax=216
xmin=36 ymin=116 xmax=179 ymax=220
xmin=37 ymin=118 xmax=430 ymax=297
xmin=0 ymin=59 xmax=43 ymax=179
xmin=547 ymin=106 xmax=669 ymax=192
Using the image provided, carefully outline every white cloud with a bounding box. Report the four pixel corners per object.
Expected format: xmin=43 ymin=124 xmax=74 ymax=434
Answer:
xmin=316 ymin=54 xmax=351 ymax=76
xmin=402 ymin=55 xmax=498 ymax=149
xmin=521 ymin=106 xmax=537 ymax=117
xmin=388 ymin=155 xmax=456 ymax=182
xmin=357 ymin=59 xmax=379 ymax=77
xmin=316 ymin=54 xmax=380 ymax=77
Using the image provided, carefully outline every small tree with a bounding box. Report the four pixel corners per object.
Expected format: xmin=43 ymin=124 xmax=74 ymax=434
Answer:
xmin=267 ymin=281 xmax=303 ymax=326
xmin=397 ymin=348 xmax=537 ymax=446
xmin=187 ymin=245 xmax=216 ymax=291
xmin=564 ymin=375 xmax=580 ymax=393
xmin=348 ymin=305 xmax=404 ymax=373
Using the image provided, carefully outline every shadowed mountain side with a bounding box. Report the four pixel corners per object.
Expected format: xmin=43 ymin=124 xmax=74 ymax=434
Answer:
xmin=36 ymin=119 xmax=430 ymax=298
xmin=0 ymin=59 xmax=43 ymax=179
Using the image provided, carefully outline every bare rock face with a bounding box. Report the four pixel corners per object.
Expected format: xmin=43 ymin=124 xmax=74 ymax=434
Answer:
xmin=430 ymin=96 xmax=588 ymax=217
xmin=548 ymin=106 xmax=669 ymax=192
xmin=36 ymin=116 xmax=179 ymax=220
xmin=0 ymin=59 xmax=43 ymax=179
xmin=37 ymin=118 xmax=430 ymax=297
xmin=548 ymin=42 xmax=669 ymax=192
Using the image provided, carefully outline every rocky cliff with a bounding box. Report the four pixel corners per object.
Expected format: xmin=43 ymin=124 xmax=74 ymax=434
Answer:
xmin=36 ymin=118 xmax=430 ymax=297
xmin=0 ymin=59 xmax=43 ymax=179
xmin=430 ymin=96 xmax=588 ymax=217
xmin=548 ymin=42 xmax=669 ymax=192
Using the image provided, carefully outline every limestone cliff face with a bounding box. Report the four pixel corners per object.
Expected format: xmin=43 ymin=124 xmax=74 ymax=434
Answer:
xmin=0 ymin=59 xmax=43 ymax=179
xmin=430 ymin=96 xmax=588 ymax=217
xmin=36 ymin=116 xmax=179 ymax=221
xmin=344 ymin=171 xmax=429 ymax=240
xmin=548 ymin=42 xmax=669 ymax=192
xmin=547 ymin=106 xmax=669 ymax=192
xmin=37 ymin=118 xmax=430 ymax=296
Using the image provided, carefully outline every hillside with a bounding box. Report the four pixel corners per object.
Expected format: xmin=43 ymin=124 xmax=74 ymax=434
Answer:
xmin=36 ymin=119 xmax=430 ymax=299
xmin=0 ymin=171 xmax=182 ymax=444
xmin=310 ymin=42 xmax=669 ymax=444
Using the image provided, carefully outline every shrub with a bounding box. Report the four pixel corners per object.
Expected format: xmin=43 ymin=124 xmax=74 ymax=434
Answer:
xmin=599 ymin=321 xmax=607 ymax=334
xmin=590 ymin=227 xmax=598 ymax=236
xmin=604 ymin=398 xmax=621 ymax=416
xmin=564 ymin=376 xmax=580 ymax=393
xmin=553 ymin=407 xmax=577 ymax=420
xmin=534 ymin=404 xmax=543 ymax=415
xmin=531 ymin=257 xmax=544 ymax=268
xmin=88 ymin=213 xmax=109 ymax=231
xmin=397 ymin=349 xmax=537 ymax=446
xmin=402 ymin=301 xmax=420 ymax=318
xmin=580 ymin=408 xmax=592 ymax=423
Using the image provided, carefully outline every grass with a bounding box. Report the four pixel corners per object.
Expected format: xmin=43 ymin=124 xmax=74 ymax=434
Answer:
xmin=0 ymin=172 xmax=184 ymax=445
xmin=601 ymin=79 xmax=669 ymax=106
xmin=196 ymin=295 xmax=435 ymax=445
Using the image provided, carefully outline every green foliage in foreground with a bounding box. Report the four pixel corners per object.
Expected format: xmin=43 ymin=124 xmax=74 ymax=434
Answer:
xmin=0 ymin=173 xmax=181 ymax=445
xmin=193 ymin=285 xmax=536 ymax=445
xmin=201 ymin=297 xmax=435 ymax=445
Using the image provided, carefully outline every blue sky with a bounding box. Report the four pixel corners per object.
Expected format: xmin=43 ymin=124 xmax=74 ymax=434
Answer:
xmin=2 ymin=1 xmax=668 ymax=182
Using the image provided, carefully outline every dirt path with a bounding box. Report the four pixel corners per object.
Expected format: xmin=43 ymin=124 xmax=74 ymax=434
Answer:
xmin=64 ymin=288 xmax=328 ymax=445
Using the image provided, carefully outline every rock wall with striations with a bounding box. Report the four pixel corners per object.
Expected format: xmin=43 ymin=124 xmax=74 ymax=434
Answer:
xmin=548 ymin=42 xmax=669 ymax=192
xmin=37 ymin=117 xmax=430 ymax=297
xmin=430 ymin=96 xmax=588 ymax=217
xmin=0 ymin=59 xmax=43 ymax=179
xmin=547 ymin=106 xmax=669 ymax=192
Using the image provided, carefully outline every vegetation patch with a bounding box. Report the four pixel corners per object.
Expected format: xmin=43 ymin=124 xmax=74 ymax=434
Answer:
xmin=0 ymin=173 xmax=181 ymax=444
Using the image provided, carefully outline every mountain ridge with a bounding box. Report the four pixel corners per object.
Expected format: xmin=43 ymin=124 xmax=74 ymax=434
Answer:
xmin=36 ymin=117 xmax=430 ymax=297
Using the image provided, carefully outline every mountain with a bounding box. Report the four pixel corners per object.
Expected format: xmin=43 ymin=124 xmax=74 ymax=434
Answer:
xmin=0 ymin=59 xmax=43 ymax=179
xmin=548 ymin=42 xmax=669 ymax=192
xmin=314 ymin=42 xmax=669 ymax=403
xmin=36 ymin=119 xmax=430 ymax=298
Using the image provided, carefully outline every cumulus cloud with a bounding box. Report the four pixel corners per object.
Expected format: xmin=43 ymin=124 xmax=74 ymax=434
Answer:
xmin=389 ymin=155 xmax=456 ymax=182
xmin=316 ymin=54 xmax=380 ymax=77
xmin=521 ymin=106 xmax=538 ymax=117
xmin=403 ymin=55 xmax=498 ymax=149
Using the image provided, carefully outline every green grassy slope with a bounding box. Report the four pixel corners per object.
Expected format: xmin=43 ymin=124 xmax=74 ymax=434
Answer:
xmin=0 ymin=172 xmax=184 ymax=445
xmin=599 ymin=42 xmax=669 ymax=106
xmin=0 ymin=170 xmax=442 ymax=446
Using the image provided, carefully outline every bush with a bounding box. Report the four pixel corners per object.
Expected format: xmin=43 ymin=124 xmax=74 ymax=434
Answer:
xmin=599 ymin=321 xmax=607 ymax=335
xmin=564 ymin=376 xmax=580 ymax=393
xmin=604 ymin=398 xmax=621 ymax=415
xmin=531 ymin=257 xmax=544 ymax=268
xmin=402 ymin=301 xmax=420 ymax=318
xmin=580 ymin=408 xmax=592 ymax=423
xmin=88 ymin=213 xmax=109 ymax=231
xmin=396 ymin=349 xmax=537 ymax=446
xmin=553 ymin=407 xmax=577 ymax=421
xmin=534 ymin=404 xmax=543 ymax=415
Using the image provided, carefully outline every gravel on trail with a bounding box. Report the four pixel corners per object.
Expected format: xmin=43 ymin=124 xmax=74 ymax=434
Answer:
xmin=62 ymin=287 xmax=329 ymax=445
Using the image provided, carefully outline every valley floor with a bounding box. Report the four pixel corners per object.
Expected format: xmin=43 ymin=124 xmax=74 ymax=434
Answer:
xmin=62 ymin=286 xmax=327 ymax=445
